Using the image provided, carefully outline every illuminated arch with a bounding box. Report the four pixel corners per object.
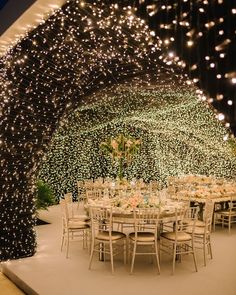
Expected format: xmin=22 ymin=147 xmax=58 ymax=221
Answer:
xmin=0 ymin=1 xmax=235 ymax=261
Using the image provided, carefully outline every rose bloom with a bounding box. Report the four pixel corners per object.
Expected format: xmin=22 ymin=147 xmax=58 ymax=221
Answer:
xmin=125 ymin=140 xmax=133 ymax=148
xmin=111 ymin=139 xmax=118 ymax=149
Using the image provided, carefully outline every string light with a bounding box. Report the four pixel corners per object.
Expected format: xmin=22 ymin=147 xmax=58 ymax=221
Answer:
xmin=0 ymin=0 xmax=235 ymax=261
xmin=38 ymin=78 xmax=236 ymax=200
xmin=138 ymin=0 xmax=235 ymax=132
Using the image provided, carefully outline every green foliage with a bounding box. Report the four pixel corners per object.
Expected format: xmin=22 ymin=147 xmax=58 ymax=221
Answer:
xmin=36 ymin=180 xmax=55 ymax=211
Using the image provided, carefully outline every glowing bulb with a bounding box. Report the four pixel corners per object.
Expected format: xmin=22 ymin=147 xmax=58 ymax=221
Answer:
xmin=208 ymin=98 xmax=214 ymax=103
xmin=223 ymin=135 xmax=228 ymax=141
xmin=217 ymin=113 xmax=225 ymax=121
xmin=231 ymin=78 xmax=236 ymax=84
xmin=227 ymin=100 xmax=233 ymax=105
xmin=216 ymin=94 xmax=224 ymax=100
xmin=187 ymin=40 xmax=193 ymax=47
xmin=80 ymin=1 xmax=85 ymax=7
xmin=150 ymin=31 xmax=155 ymax=36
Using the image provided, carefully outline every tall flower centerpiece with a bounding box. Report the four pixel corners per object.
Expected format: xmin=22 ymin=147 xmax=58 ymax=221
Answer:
xmin=100 ymin=134 xmax=141 ymax=180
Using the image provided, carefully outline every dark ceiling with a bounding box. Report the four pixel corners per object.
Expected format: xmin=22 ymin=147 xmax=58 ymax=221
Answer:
xmin=0 ymin=0 xmax=36 ymax=36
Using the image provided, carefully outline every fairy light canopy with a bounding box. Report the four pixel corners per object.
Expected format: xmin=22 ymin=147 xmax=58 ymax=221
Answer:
xmin=0 ymin=0 xmax=235 ymax=130
xmin=131 ymin=0 xmax=236 ymax=133
xmin=38 ymin=73 xmax=236 ymax=200
xmin=0 ymin=0 xmax=181 ymax=261
xmin=0 ymin=0 xmax=235 ymax=262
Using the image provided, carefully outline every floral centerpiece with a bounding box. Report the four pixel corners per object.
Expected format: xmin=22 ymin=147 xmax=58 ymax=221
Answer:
xmin=111 ymin=193 xmax=160 ymax=209
xmin=100 ymin=133 xmax=141 ymax=180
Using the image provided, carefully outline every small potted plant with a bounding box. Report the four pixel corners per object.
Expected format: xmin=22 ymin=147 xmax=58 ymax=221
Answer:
xmin=35 ymin=180 xmax=55 ymax=224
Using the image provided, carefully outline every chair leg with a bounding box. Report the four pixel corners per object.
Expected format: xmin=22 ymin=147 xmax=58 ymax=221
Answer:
xmin=61 ymin=230 xmax=65 ymax=251
xmin=123 ymin=240 xmax=127 ymax=265
xmin=130 ymin=242 xmax=137 ymax=274
xmin=208 ymin=237 xmax=213 ymax=259
xmin=203 ymin=236 xmax=206 ymax=266
xmin=88 ymin=240 xmax=95 ymax=270
xmin=82 ymin=231 xmax=85 ymax=249
xmin=172 ymin=243 xmax=177 ymax=275
xmin=127 ymin=238 xmax=131 ymax=264
xmin=110 ymin=241 xmax=114 ymax=274
xmin=154 ymin=240 xmax=160 ymax=274
xmin=192 ymin=241 xmax=198 ymax=272
xmin=66 ymin=231 xmax=70 ymax=258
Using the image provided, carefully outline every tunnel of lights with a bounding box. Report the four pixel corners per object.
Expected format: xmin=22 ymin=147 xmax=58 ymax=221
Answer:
xmin=0 ymin=1 xmax=235 ymax=260
xmin=38 ymin=74 xmax=236 ymax=200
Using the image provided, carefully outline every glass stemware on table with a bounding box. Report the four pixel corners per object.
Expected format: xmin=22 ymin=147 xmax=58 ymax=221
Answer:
xmin=87 ymin=187 xmax=185 ymax=215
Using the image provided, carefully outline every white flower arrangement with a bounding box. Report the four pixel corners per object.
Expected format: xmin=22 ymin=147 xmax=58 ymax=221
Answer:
xmin=100 ymin=134 xmax=141 ymax=179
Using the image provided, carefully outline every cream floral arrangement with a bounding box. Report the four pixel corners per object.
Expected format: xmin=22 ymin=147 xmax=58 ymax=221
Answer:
xmin=100 ymin=134 xmax=141 ymax=179
xmin=111 ymin=193 xmax=160 ymax=209
xmin=100 ymin=134 xmax=141 ymax=162
xmin=88 ymin=193 xmax=160 ymax=210
xmin=168 ymin=174 xmax=236 ymax=199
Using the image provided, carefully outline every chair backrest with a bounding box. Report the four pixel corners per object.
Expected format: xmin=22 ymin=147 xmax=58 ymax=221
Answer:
xmin=77 ymin=180 xmax=85 ymax=191
xmin=84 ymin=179 xmax=94 ymax=190
xmin=183 ymin=206 xmax=199 ymax=234
xmin=133 ymin=208 xmax=160 ymax=239
xmin=86 ymin=189 xmax=102 ymax=202
xmin=184 ymin=206 xmax=199 ymax=221
xmin=203 ymin=201 xmax=214 ymax=232
xmin=60 ymin=199 xmax=69 ymax=227
xmin=174 ymin=207 xmax=190 ymax=234
xmin=149 ymin=180 xmax=159 ymax=192
xmin=89 ymin=206 xmax=113 ymax=239
xmin=95 ymin=177 xmax=104 ymax=184
xmin=229 ymin=197 xmax=236 ymax=211
xmin=64 ymin=192 xmax=73 ymax=204
xmin=64 ymin=192 xmax=74 ymax=217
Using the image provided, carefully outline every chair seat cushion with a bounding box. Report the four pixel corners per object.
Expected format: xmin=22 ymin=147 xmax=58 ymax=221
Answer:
xmin=216 ymin=210 xmax=236 ymax=216
xmin=96 ymin=231 xmax=126 ymax=241
xmin=194 ymin=227 xmax=209 ymax=235
xmin=184 ymin=220 xmax=205 ymax=227
xmin=68 ymin=221 xmax=90 ymax=229
xmin=161 ymin=232 xmax=192 ymax=242
xmin=70 ymin=214 xmax=90 ymax=221
xmin=185 ymin=227 xmax=209 ymax=236
xmin=129 ymin=232 xmax=155 ymax=242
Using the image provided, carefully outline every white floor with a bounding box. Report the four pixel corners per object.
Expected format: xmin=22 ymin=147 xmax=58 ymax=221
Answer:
xmin=1 ymin=205 xmax=236 ymax=295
